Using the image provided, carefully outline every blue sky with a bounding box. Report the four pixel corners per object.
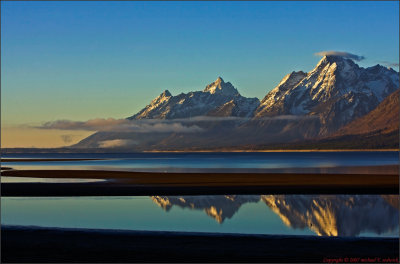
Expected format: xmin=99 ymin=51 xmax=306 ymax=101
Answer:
xmin=2 ymin=1 xmax=399 ymax=125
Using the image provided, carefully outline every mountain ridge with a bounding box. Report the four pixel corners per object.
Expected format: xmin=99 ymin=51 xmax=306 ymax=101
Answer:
xmin=255 ymin=55 xmax=399 ymax=135
xmin=129 ymin=77 xmax=260 ymax=120
xmin=74 ymin=56 xmax=399 ymax=150
xmin=335 ymin=89 xmax=399 ymax=136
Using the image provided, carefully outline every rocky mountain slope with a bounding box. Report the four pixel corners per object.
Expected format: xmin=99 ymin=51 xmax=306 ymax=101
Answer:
xmin=335 ymin=89 xmax=399 ymax=136
xmin=238 ymin=89 xmax=399 ymax=150
xmin=129 ymin=77 xmax=260 ymax=120
xmin=74 ymin=56 xmax=399 ymax=150
xmin=255 ymin=56 xmax=399 ymax=135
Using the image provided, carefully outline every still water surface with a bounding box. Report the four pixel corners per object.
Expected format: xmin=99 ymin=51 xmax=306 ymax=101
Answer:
xmin=0 ymin=176 xmax=106 ymax=183
xmin=2 ymin=152 xmax=398 ymax=173
xmin=2 ymin=195 xmax=398 ymax=238
xmin=2 ymin=153 xmax=398 ymax=238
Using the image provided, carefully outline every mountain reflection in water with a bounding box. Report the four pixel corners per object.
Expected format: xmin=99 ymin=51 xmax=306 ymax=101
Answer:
xmin=151 ymin=195 xmax=399 ymax=237
xmin=152 ymin=195 xmax=260 ymax=223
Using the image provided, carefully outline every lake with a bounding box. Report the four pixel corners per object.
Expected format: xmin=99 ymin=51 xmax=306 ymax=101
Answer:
xmin=2 ymin=151 xmax=398 ymax=173
xmin=1 ymin=152 xmax=398 ymax=238
xmin=1 ymin=195 xmax=398 ymax=237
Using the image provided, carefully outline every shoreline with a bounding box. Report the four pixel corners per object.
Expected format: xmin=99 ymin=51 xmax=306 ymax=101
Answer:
xmin=2 ymin=169 xmax=398 ymax=196
xmin=1 ymin=158 xmax=105 ymax=162
xmin=2 ymin=225 xmax=398 ymax=263
xmin=2 ymin=149 xmax=399 ymax=154
xmin=144 ymin=149 xmax=400 ymax=153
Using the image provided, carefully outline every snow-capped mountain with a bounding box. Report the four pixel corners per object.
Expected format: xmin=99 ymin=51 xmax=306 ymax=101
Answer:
xmin=129 ymin=56 xmax=398 ymax=136
xmin=74 ymin=56 xmax=398 ymax=150
xmin=256 ymin=71 xmax=308 ymax=116
xmin=129 ymin=77 xmax=260 ymax=120
xmin=255 ymin=55 xmax=399 ymax=135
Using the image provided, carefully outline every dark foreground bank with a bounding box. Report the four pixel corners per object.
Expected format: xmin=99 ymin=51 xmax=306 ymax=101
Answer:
xmin=2 ymin=169 xmax=399 ymax=196
xmin=2 ymin=226 xmax=399 ymax=263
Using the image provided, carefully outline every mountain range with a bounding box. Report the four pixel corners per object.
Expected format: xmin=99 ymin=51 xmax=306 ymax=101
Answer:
xmin=129 ymin=77 xmax=260 ymax=120
xmin=74 ymin=55 xmax=399 ymax=150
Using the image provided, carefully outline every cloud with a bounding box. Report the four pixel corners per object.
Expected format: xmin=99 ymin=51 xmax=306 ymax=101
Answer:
xmin=132 ymin=122 xmax=204 ymax=133
xmin=36 ymin=115 xmax=320 ymax=133
xmin=40 ymin=118 xmax=128 ymax=131
xmin=98 ymin=139 xmax=138 ymax=148
xmin=36 ymin=118 xmax=204 ymax=133
xmin=315 ymin=51 xmax=365 ymax=61
xmin=378 ymin=61 xmax=399 ymax=68
xmin=142 ymin=115 xmax=317 ymax=123
xmin=266 ymin=115 xmax=319 ymax=121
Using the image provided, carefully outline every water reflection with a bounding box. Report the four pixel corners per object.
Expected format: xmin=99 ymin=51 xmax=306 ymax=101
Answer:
xmin=2 ymin=152 xmax=398 ymax=174
xmin=151 ymin=195 xmax=399 ymax=237
xmin=152 ymin=195 xmax=260 ymax=223
xmin=2 ymin=195 xmax=398 ymax=237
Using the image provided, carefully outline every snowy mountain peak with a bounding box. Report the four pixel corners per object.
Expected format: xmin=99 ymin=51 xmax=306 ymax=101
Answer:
xmin=151 ymin=90 xmax=172 ymax=105
xmin=255 ymin=56 xmax=399 ymax=135
xmin=203 ymin=77 xmax=239 ymax=96
xmin=216 ymin=76 xmax=224 ymax=83
xmin=256 ymin=71 xmax=307 ymax=115
xmin=278 ymin=71 xmax=307 ymax=87
xmin=129 ymin=78 xmax=258 ymax=120
xmin=161 ymin=90 xmax=172 ymax=97
xmin=319 ymin=54 xmax=349 ymax=63
xmin=314 ymin=55 xmax=357 ymax=72
xmin=129 ymin=89 xmax=173 ymax=119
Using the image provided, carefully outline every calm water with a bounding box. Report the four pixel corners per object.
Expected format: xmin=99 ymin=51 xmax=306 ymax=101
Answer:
xmin=2 ymin=152 xmax=398 ymax=238
xmin=1 ymin=195 xmax=398 ymax=237
xmin=2 ymin=152 xmax=398 ymax=173
xmin=0 ymin=176 xmax=106 ymax=183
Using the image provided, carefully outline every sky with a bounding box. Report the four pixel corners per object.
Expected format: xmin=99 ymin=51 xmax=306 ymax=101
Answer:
xmin=1 ymin=1 xmax=399 ymax=147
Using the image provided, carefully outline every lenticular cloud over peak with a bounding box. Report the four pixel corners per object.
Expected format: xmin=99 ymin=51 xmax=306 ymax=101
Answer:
xmin=314 ymin=51 xmax=365 ymax=61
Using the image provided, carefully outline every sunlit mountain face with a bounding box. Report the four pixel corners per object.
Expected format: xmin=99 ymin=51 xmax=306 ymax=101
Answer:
xmin=150 ymin=195 xmax=399 ymax=236
xmin=74 ymin=56 xmax=399 ymax=151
